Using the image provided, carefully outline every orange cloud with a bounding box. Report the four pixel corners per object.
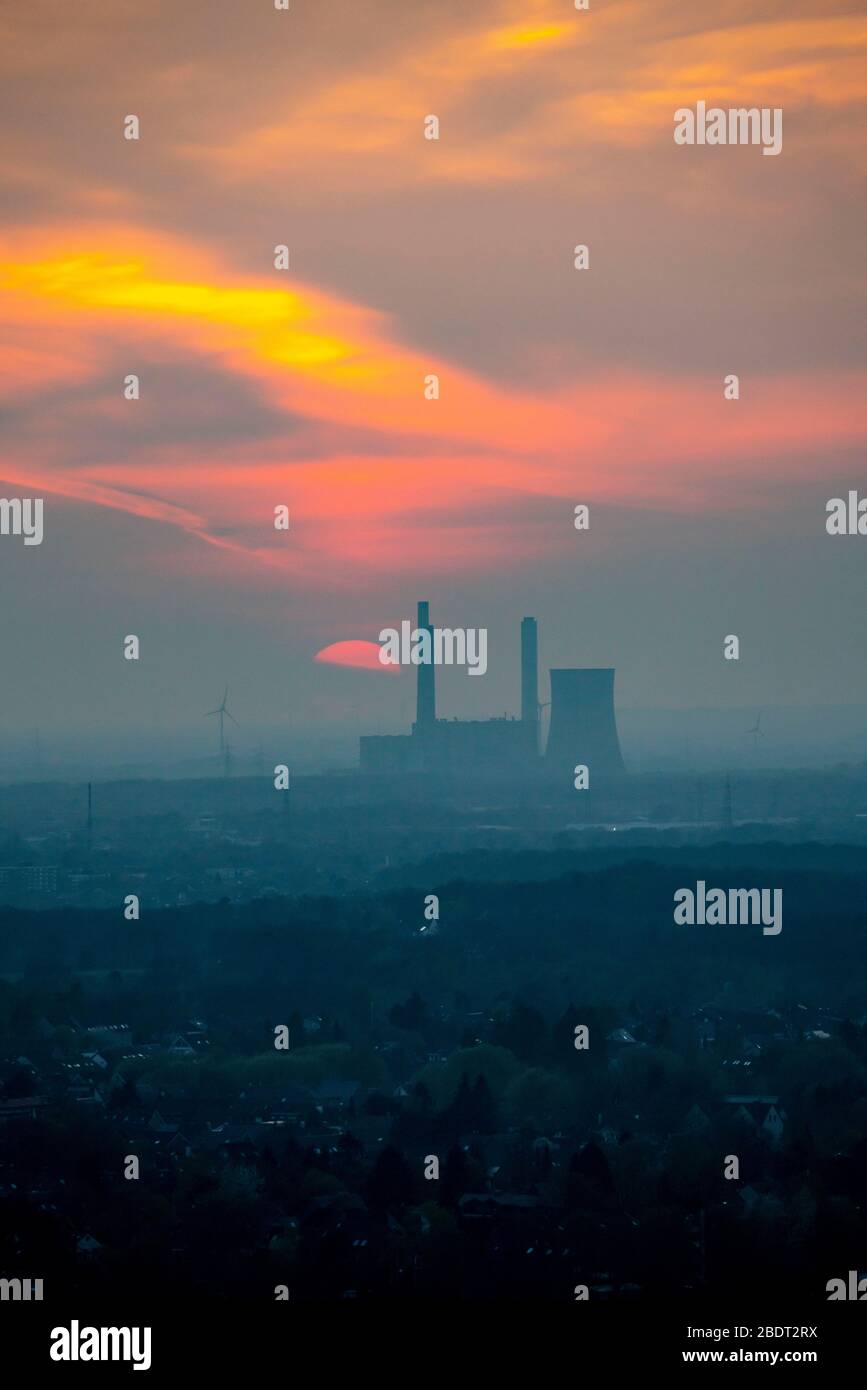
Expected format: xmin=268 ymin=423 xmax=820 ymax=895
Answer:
xmin=2 ymin=223 xmax=865 ymax=581
xmin=174 ymin=6 xmax=867 ymax=189
xmin=180 ymin=4 xmax=584 ymax=187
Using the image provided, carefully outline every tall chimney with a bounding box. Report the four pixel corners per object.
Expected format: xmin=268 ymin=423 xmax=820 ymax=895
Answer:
xmin=521 ymin=617 xmax=538 ymax=749
xmin=416 ymin=600 xmax=436 ymax=729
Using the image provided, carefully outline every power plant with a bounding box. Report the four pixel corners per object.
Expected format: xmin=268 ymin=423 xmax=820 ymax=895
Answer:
xmin=360 ymin=603 xmax=625 ymax=779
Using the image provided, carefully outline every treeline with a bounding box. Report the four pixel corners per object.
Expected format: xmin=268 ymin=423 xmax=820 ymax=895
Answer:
xmin=0 ymin=850 xmax=865 ymax=1029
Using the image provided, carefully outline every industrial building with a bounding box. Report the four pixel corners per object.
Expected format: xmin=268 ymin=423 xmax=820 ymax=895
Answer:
xmin=545 ymin=668 xmax=626 ymax=776
xmin=359 ymin=603 xmax=626 ymax=780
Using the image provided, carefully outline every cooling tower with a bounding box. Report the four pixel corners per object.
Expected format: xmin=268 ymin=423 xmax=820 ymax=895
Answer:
xmin=545 ymin=668 xmax=625 ymax=775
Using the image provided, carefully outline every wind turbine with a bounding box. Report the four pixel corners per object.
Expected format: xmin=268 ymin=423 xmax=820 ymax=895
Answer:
xmin=206 ymin=686 xmax=238 ymax=773
xmin=746 ymin=711 xmax=764 ymax=753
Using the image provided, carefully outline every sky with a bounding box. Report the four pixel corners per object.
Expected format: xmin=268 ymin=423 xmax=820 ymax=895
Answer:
xmin=0 ymin=0 xmax=865 ymax=758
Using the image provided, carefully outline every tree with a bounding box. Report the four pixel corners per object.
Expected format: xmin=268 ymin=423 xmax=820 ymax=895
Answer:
xmin=338 ymin=1130 xmax=364 ymax=1165
xmin=470 ymin=1075 xmax=497 ymax=1133
xmin=4 ymin=1066 xmax=36 ymax=1098
xmin=440 ymin=1144 xmax=470 ymax=1207
xmin=366 ymin=1145 xmax=415 ymax=1213
xmin=442 ymin=1072 xmax=473 ymax=1134
xmin=389 ymin=991 xmax=427 ymax=1032
xmin=108 ymin=1076 xmax=141 ymax=1112
xmin=569 ymin=1141 xmax=615 ymax=1199
xmin=492 ymin=1001 xmax=547 ymax=1063
xmin=410 ymin=1080 xmax=432 ymax=1114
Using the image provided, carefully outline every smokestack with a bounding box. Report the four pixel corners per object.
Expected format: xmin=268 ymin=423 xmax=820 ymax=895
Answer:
xmin=416 ymin=600 xmax=436 ymax=729
xmin=521 ymin=617 xmax=538 ymax=747
xmin=545 ymin=668 xmax=625 ymax=776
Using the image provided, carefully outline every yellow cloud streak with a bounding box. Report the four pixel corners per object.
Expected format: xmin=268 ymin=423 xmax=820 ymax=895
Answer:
xmin=2 ymin=251 xmax=389 ymax=382
xmin=0 ymin=234 xmax=577 ymax=450
xmin=486 ymin=23 xmax=571 ymax=51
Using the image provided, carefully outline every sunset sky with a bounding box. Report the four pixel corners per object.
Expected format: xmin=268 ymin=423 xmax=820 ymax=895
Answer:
xmin=0 ymin=0 xmax=865 ymax=750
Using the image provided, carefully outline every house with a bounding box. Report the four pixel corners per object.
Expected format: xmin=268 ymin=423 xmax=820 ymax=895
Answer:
xmin=761 ymin=1105 xmax=786 ymax=1143
xmin=722 ymin=1096 xmax=787 ymax=1143
xmin=201 ymin=1124 xmax=262 ymax=1160
xmin=0 ymin=1096 xmax=48 ymax=1123
xmin=148 ymin=1109 xmax=176 ymax=1133
xmin=737 ymin=1185 xmax=762 ymax=1214
xmin=85 ymin=1025 xmax=131 ymax=1048
xmin=234 ymin=1082 xmax=313 ymax=1122
xmin=459 ymin=1193 xmax=541 ymax=1217
xmin=107 ymin=1068 xmax=137 ymax=1098
xmin=312 ymin=1080 xmax=360 ymax=1109
xmin=681 ymin=1104 xmax=711 ymax=1133
xmin=71 ymin=1087 xmax=105 ymax=1109
xmin=692 ymin=1014 xmax=717 ymax=1049
xmin=76 ymin=1234 xmax=103 ymax=1256
xmin=590 ymin=1122 xmax=619 ymax=1147
xmin=730 ymin=1009 xmax=788 ymax=1042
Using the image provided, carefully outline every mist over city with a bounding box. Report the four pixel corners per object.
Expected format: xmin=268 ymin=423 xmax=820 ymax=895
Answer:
xmin=0 ymin=0 xmax=865 ymax=1370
